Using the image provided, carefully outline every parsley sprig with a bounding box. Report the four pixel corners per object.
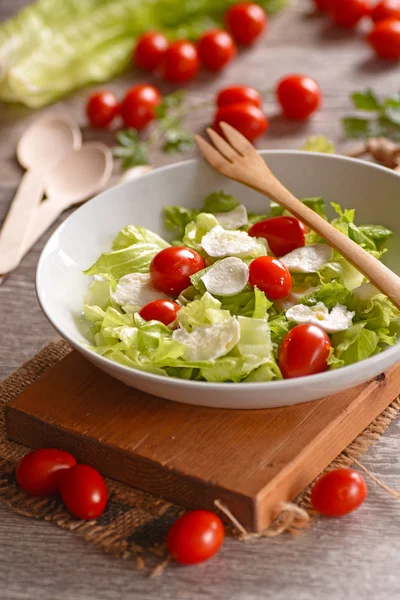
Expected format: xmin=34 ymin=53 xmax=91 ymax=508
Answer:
xmin=342 ymin=89 xmax=400 ymax=140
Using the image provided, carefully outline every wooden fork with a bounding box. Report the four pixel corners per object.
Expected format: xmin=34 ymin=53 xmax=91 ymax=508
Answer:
xmin=195 ymin=122 xmax=400 ymax=310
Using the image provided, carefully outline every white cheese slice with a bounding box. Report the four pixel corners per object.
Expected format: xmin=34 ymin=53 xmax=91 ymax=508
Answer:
xmin=280 ymin=244 xmax=334 ymax=273
xmin=112 ymin=273 xmax=170 ymax=311
xmin=201 ymin=257 xmax=249 ymax=297
xmin=286 ymin=302 xmax=354 ymax=333
xmin=274 ymin=286 xmax=318 ymax=312
xmin=172 ymin=317 xmax=240 ymax=361
xmin=201 ymin=225 xmax=256 ymax=258
xmin=214 ymin=205 xmax=248 ymax=230
xmin=352 ymin=282 xmax=380 ymax=302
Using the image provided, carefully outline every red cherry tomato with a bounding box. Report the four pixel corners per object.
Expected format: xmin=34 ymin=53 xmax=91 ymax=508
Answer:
xmin=225 ymin=2 xmax=267 ymax=45
xmin=60 ymin=465 xmax=108 ymax=520
xmin=120 ymin=84 xmax=162 ymax=130
xmin=133 ymin=32 xmax=168 ymax=72
xmin=368 ymin=18 xmax=400 ymax=58
xmin=371 ymin=0 xmax=400 ymax=22
xmin=327 ymin=0 xmax=371 ymax=28
xmin=248 ymin=256 xmax=292 ymax=300
xmin=197 ymin=29 xmax=237 ymax=72
xmin=213 ymin=103 xmax=268 ymax=142
xmin=160 ymin=41 xmax=200 ymax=82
xmin=150 ymin=247 xmax=205 ymax=296
xmin=139 ymin=299 xmax=180 ymax=326
xmin=311 ymin=469 xmax=367 ymax=517
xmin=278 ymin=324 xmax=331 ymax=379
xmin=167 ymin=510 xmax=224 ymax=565
xmin=16 ymin=449 xmax=76 ymax=497
xmin=248 ymin=216 xmax=307 ymax=257
xmin=216 ymin=85 xmax=262 ymax=108
xmin=276 ymin=74 xmax=322 ymax=120
xmin=86 ymin=91 xmax=119 ymax=128
xmin=313 ymin=0 xmax=329 ymax=11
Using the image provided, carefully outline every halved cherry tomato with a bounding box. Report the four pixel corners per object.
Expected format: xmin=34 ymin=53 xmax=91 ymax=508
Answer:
xmin=327 ymin=0 xmax=371 ymax=28
xmin=150 ymin=247 xmax=205 ymax=296
xmin=60 ymin=465 xmax=108 ymax=520
xmin=139 ymin=299 xmax=180 ymax=326
xmin=86 ymin=91 xmax=119 ymax=128
xmin=371 ymin=0 xmax=400 ymax=22
xmin=160 ymin=41 xmax=200 ymax=82
xmin=16 ymin=449 xmax=76 ymax=497
xmin=311 ymin=469 xmax=367 ymax=517
xmin=225 ymin=2 xmax=267 ymax=45
xmin=248 ymin=216 xmax=307 ymax=257
xmin=120 ymin=84 xmax=162 ymax=130
xmin=249 ymin=256 xmax=292 ymax=300
xmin=197 ymin=29 xmax=236 ymax=72
xmin=167 ymin=510 xmax=224 ymax=565
xmin=133 ymin=32 xmax=168 ymax=72
xmin=278 ymin=324 xmax=331 ymax=379
xmin=276 ymin=75 xmax=322 ymax=120
xmin=213 ymin=102 xmax=268 ymax=141
xmin=216 ymin=85 xmax=262 ymax=108
xmin=368 ymin=18 xmax=400 ymax=58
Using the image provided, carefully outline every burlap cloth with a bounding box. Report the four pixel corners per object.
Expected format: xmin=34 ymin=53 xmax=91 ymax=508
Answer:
xmin=1 ymin=340 xmax=399 ymax=565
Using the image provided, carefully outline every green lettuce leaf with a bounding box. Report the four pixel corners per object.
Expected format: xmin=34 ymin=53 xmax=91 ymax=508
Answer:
xmin=331 ymin=323 xmax=380 ymax=366
xmin=182 ymin=213 xmax=219 ymax=254
xmin=164 ymin=206 xmax=199 ymax=241
xmin=176 ymin=292 xmax=231 ymax=329
xmin=202 ymin=191 xmax=239 ymax=213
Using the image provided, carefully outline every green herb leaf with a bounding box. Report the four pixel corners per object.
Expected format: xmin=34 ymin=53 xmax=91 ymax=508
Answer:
xmin=156 ymin=90 xmax=186 ymax=120
xmin=162 ymin=128 xmax=194 ymax=153
xmin=112 ymin=128 xmax=149 ymax=171
xmin=351 ymin=89 xmax=381 ymax=111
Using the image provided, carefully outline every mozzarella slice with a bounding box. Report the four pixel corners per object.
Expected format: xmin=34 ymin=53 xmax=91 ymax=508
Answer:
xmin=286 ymin=302 xmax=355 ymax=333
xmin=172 ymin=317 xmax=240 ymax=361
xmin=112 ymin=273 xmax=170 ymax=311
xmin=201 ymin=225 xmax=257 ymax=258
xmin=201 ymin=257 xmax=249 ymax=297
xmin=280 ymin=244 xmax=334 ymax=273
xmin=214 ymin=205 xmax=248 ymax=230
xmin=274 ymin=286 xmax=318 ymax=312
xmin=352 ymin=282 xmax=380 ymax=302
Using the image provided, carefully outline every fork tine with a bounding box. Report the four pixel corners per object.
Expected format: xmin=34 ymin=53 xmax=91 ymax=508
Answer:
xmin=219 ymin=122 xmax=255 ymax=155
xmin=206 ymin=128 xmax=239 ymax=162
xmin=195 ymin=135 xmax=230 ymax=170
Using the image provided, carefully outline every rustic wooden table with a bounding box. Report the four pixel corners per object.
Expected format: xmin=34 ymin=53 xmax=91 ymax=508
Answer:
xmin=1 ymin=1 xmax=400 ymax=598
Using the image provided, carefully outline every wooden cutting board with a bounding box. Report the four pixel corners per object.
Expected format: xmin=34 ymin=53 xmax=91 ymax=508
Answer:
xmin=5 ymin=351 xmax=400 ymax=532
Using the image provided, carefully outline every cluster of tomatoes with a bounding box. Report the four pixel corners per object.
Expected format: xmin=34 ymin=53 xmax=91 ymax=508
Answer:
xmin=314 ymin=0 xmax=400 ymax=59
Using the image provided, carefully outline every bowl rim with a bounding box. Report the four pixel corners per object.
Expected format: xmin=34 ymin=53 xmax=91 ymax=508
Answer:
xmin=36 ymin=149 xmax=400 ymax=390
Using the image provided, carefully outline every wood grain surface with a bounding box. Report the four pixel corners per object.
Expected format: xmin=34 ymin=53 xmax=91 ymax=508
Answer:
xmin=1 ymin=0 xmax=400 ymax=598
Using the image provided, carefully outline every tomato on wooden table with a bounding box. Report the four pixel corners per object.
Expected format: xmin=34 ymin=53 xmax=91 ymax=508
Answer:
xmin=16 ymin=449 xmax=76 ymax=496
xmin=313 ymin=0 xmax=329 ymax=11
xmin=278 ymin=324 xmax=331 ymax=379
xmin=311 ymin=469 xmax=367 ymax=517
xmin=213 ymin=103 xmax=268 ymax=141
xmin=139 ymin=299 xmax=180 ymax=326
xmin=249 ymin=256 xmax=292 ymax=300
xmin=160 ymin=41 xmax=200 ymax=82
xmin=86 ymin=91 xmax=119 ymax=128
xmin=248 ymin=216 xmax=307 ymax=257
xmin=60 ymin=464 xmax=108 ymax=520
xmin=225 ymin=2 xmax=267 ymax=45
xmin=368 ymin=18 xmax=400 ymax=58
xmin=327 ymin=0 xmax=371 ymax=28
xmin=197 ymin=29 xmax=236 ymax=71
xmin=133 ymin=32 xmax=168 ymax=71
xmin=371 ymin=0 xmax=400 ymax=22
xmin=120 ymin=84 xmax=162 ymax=130
xmin=276 ymin=75 xmax=322 ymax=120
xmin=216 ymin=85 xmax=262 ymax=108
xmin=167 ymin=510 xmax=224 ymax=565
xmin=150 ymin=247 xmax=205 ymax=296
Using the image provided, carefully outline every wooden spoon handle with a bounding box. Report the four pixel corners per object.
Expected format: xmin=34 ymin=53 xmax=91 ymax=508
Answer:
xmin=20 ymin=198 xmax=67 ymax=259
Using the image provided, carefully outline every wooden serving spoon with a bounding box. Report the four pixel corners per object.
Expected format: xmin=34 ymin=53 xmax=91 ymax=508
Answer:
xmin=195 ymin=122 xmax=400 ymax=310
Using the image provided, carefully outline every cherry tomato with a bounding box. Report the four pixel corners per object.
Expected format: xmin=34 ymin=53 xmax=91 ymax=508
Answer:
xmin=60 ymin=465 xmax=108 ymax=520
xmin=225 ymin=2 xmax=267 ymax=45
xmin=150 ymin=247 xmax=205 ymax=296
xmin=86 ymin=91 xmax=119 ymax=128
xmin=133 ymin=32 xmax=168 ymax=72
xmin=213 ymin=103 xmax=268 ymax=141
xmin=139 ymin=299 xmax=180 ymax=326
xmin=368 ymin=18 xmax=400 ymax=58
xmin=313 ymin=0 xmax=329 ymax=11
xmin=120 ymin=84 xmax=162 ymax=130
xmin=276 ymin=75 xmax=322 ymax=120
xmin=248 ymin=216 xmax=307 ymax=257
xmin=248 ymin=256 xmax=292 ymax=300
xmin=371 ymin=0 xmax=400 ymax=22
xmin=311 ymin=469 xmax=367 ymax=517
xmin=16 ymin=449 xmax=76 ymax=497
xmin=197 ymin=29 xmax=237 ymax=72
xmin=160 ymin=41 xmax=200 ymax=82
xmin=278 ymin=324 xmax=331 ymax=379
xmin=327 ymin=0 xmax=371 ymax=28
xmin=167 ymin=510 xmax=224 ymax=565
xmin=216 ymin=85 xmax=262 ymax=108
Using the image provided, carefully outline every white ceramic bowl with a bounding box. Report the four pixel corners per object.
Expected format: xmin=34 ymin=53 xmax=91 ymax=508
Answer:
xmin=36 ymin=151 xmax=400 ymax=409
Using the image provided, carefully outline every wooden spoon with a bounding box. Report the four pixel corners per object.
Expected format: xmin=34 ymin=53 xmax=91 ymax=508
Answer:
xmin=195 ymin=122 xmax=400 ymax=310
